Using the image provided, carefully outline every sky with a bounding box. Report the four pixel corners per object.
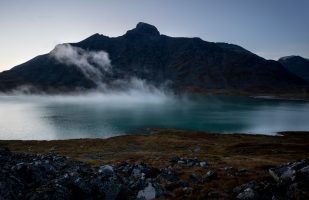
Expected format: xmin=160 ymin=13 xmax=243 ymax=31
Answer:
xmin=0 ymin=0 xmax=308 ymax=72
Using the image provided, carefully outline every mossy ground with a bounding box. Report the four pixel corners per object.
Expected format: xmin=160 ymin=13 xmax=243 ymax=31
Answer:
xmin=1 ymin=129 xmax=309 ymax=198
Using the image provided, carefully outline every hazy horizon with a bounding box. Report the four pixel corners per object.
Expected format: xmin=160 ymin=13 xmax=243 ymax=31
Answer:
xmin=1 ymin=0 xmax=309 ymax=72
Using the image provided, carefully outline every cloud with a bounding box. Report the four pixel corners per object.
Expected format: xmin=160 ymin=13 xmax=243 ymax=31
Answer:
xmin=49 ymin=43 xmax=173 ymax=94
xmin=50 ymin=44 xmax=111 ymax=85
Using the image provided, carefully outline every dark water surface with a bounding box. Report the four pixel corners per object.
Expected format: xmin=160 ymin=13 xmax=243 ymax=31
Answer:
xmin=0 ymin=94 xmax=309 ymax=140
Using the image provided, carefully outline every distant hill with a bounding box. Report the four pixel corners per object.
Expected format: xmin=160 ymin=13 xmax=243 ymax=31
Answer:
xmin=0 ymin=22 xmax=307 ymax=94
xmin=279 ymin=55 xmax=309 ymax=83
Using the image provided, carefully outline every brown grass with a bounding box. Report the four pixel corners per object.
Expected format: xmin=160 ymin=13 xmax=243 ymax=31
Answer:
xmin=1 ymin=129 xmax=309 ymax=198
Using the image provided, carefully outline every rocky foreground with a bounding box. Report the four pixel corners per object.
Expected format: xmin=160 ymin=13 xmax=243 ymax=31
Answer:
xmin=1 ymin=129 xmax=309 ymax=199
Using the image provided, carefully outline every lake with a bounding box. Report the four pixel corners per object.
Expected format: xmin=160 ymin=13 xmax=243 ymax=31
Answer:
xmin=0 ymin=92 xmax=309 ymax=140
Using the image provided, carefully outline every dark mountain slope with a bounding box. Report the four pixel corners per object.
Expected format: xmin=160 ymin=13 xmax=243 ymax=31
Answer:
xmin=279 ymin=55 xmax=309 ymax=83
xmin=0 ymin=54 xmax=94 ymax=92
xmin=0 ymin=22 xmax=307 ymax=94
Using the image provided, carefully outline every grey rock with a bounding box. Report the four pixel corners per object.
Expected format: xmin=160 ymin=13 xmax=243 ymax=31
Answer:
xmin=236 ymin=188 xmax=256 ymax=200
xmin=233 ymin=181 xmax=258 ymax=194
xmin=269 ymin=158 xmax=309 ymax=183
xmin=132 ymin=168 xmax=142 ymax=179
xmin=280 ymin=168 xmax=296 ymax=182
xmin=299 ymin=166 xmax=309 ymax=174
xmin=202 ymin=170 xmax=218 ymax=182
xmin=137 ymin=183 xmax=156 ymax=200
xmin=208 ymin=191 xmax=219 ymax=198
xmin=199 ymin=161 xmax=207 ymax=168
xmin=177 ymin=160 xmax=185 ymax=165
xmin=190 ymin=173 xmax=200 ymax=182
xmin=236 ymin=168 xmax=251 ymax=176
xmin=171 ymin=155 xmax=181 ymax=163
xmin=178 ymin=180 xmax=189 ymax=188
xmin=235 ymin=158 xmax=309 ymax=200
xmin=98 ymin=165 xmax=114 ymax=176
xmin=160 ymin=168 xmax=179 ymax=182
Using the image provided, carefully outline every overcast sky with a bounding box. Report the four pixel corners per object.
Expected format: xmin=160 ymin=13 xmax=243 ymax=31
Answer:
xmin=0 ymin=0 xmax=308 ymax=72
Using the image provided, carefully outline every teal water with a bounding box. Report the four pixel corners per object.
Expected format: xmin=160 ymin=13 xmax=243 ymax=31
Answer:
xmin=0 ymin=94 xmax=309 ymax=140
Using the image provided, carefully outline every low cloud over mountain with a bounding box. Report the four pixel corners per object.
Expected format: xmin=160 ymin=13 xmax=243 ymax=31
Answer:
xmin=0 ymin=22 xmax=307 ymax=95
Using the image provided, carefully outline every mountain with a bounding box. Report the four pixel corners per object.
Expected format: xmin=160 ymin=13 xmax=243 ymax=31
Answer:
xmin=0 ymin=22 xmax=307 ymax=94
xmin=278 ymin=55 xmax=309 ymax=83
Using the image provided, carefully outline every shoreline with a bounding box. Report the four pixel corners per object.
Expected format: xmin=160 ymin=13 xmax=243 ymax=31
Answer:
xmin=0 ymin=128 xmax=304 ymax=141
xmin=1 ymin=89 xmax=309 ymax=101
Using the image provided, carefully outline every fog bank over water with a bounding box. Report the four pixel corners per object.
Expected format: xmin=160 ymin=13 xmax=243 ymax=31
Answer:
xmin=4 ymin=91 xmax=174 ymax=107
xmin=3 ymin=76 xmax=176 ymax=105
xmin=1 ymin=92 xmax=309 ymax=140
xmin=0 ymin=85 xmax=181 ymax=140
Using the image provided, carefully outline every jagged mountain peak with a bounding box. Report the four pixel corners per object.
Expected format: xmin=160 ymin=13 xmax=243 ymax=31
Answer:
xmin=125 ymin=22 xmax=160 ymax=37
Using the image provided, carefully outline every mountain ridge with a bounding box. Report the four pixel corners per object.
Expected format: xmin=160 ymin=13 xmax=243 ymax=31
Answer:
xmin=279 ymin=55 xmax=309 ymax=83
xmin=0 ymin=22 xmax=307 ymax=95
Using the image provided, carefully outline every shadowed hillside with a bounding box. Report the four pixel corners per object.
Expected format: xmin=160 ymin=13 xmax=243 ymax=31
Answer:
xmin=279 ymin=55 xmax=309 ymax=83
xmin=0 ymin=22 xmax=307 ymax=95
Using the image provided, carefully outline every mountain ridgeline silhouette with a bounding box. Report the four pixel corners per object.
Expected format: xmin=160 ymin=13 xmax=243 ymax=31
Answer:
xmin=279 ymin=55 xmax=309 ymax=83
xmin=0 ymin=22 xmax=308 ymax=95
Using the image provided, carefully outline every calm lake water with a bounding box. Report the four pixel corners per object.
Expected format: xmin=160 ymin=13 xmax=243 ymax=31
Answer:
xmin=0 ymin=93 xmax=309 ymax=140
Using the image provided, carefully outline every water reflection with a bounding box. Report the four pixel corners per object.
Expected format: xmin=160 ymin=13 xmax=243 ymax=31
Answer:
xmin=0 ymin=95 xmax=308 ymax=140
